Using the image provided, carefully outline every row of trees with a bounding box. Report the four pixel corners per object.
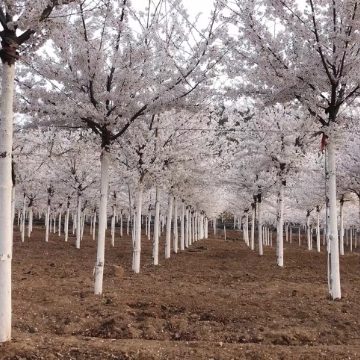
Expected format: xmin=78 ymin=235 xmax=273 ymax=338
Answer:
xmin=2 ymin=0 xmax=360 ymax=343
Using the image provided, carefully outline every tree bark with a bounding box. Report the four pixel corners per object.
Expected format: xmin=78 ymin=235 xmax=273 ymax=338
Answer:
xmin=133 ymin=186 xmax=143 ymax=273
xmin=153 ymin=187 xmax=160 ymax=265
xmin=327 ymin=137 xmax=341 ymax=299
xmin=165 ymin=195 xmax=173 ymax=259
xmin=180 ymin=202 xmax=185 ymax=250
xmin=257 ymin=195 xmax=263 ymax=256
xmin=94 ymin=151 xmax=110 ymax=295
xmin=0 ymin=62 xmax=15 ymax=342
xmin=173 ymin=197 xmax=178 ymax=253
xmin=76 ymin=194 xmax=82 ymax=249
xmin=276 ymin=180 xmax=284 ymax=267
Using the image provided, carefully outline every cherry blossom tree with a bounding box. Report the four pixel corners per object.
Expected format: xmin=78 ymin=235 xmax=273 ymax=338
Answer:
xmin=19 ymin=0 xmax=226 ymax=294
xmin=225 ymin=0 xmax=360 ymax=299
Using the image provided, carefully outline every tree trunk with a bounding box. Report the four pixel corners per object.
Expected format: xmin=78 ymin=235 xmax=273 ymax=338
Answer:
xmin=21 ymin=194 xmax=26 ymax=243
xmin=45 ymin=205 xmax=50 ymax=242
xmin=65 ymin=206 xmax=70 ymax=242
xmin=258 ymin=196 xmax=263 ymax=256
xmin=244 ymin=211 xmax=249 ymax=246
xmin=120 ymin=210 xmax=123 ymax=237
xmin=173 ymin=197 xmax=178 ymax=253
xmin=28 ymin=207 xmax=33 ymax=238
xmin=153 ymin=187 xmax=160 ymax=265
xmin=76 ymin=194 xmax=82 ymax=249
xmin=316 ymin=210 xmax=320 ymax=252
xmin=92 ymin=211 xmax=96 ymax=241
xmin=276 ymin=180 xmax=284 ymax=267
xmin=188 ymin=211 xmax=192 ymax=246
xmin=327 ymin=137 xmax=341 ymax=299
xmin=11 ymin=185 xmax=15 ymax=241
xmin=133 ymin=186 xmax=143 ymax=273
xmin=165 ymin=195 xmax=173 ymax=259
xmin=251 ymin=203 xmax=255 ymax=251
xmin=185 ymin=208 xmax=189 ymax=248
xmin=58 ymin=211 xmax=62 ymax=237
xmin=306 ymin=213 xmax=311 ymax=250
xmin=339 ymin=198 xmax=344 ymax=255
xmin=180 ymin=202 xmax=185 ymax=250
xmin=111 ymin=205 xmax=116 ymax=247
xmin=0 ymin=62 xmax=15 ymax=342
xmin=94 ymin=151 xmax=110 ymax=295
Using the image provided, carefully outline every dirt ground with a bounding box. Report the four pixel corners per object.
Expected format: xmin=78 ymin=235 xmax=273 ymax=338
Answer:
xmin=1 ymin=226 xmax=360 ymax=360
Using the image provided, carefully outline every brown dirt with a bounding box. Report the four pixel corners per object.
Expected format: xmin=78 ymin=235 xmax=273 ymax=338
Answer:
xmin=1 ymin=227 xmax=360 ymax=359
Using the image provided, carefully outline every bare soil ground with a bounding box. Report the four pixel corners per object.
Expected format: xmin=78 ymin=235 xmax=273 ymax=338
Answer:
xmin=1 ymin=226 xmax=360 ymax=360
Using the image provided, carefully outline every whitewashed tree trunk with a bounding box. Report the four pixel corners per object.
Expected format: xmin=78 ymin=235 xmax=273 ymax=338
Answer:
xmin=65 ymin=206 xmax=70 ymax=242
xmin=0 ymin=62 xmax=15 ymax=342
xmin=11 ymin=185 xmax=15 ymax=240
xmin=81 ymin=212 xmax=85 ymax=240
xmin=58 ymin=210 xmax=62 ymax=237
xmin=72 ymin=212 xmax=75 ymax=234
xmin=111 ymin=205 xmax=116 ymax=247
xmin=165 ymin=195 xmax=173 ymax=259
xmin=21 ymin=194 xmax=26 ymax=243
xmin=133 ymin=187 xmax=143 ymax=273
xmin=153 ymin=187 xmax=160 ymax=265
xmin=327 ymin=138 xmax=341 ymax=299
xmin=92 ymin=210 xmax=96 ymax=241
xmin=244 ymin=211 xmax=249 ymax=246
xmin=213 ymin=217 xmax=217 ymax=236
xmin=195 ymin=212 xmax=198 ymax=242
xmin=350 ymin=228 xmax=353 ymax=252
xmin=120 ymin=210 xmax=123 ymax=237
xmin=28 ymin=207 xmax=33 ymax=238
xmin=276 ymin=181 xmax=284 ymax=267
xmin=224 ymin=225 xmax=227 ymax=241
xmin=251 ymin=203 xmax=255 ymax=251
xmin=147 ymin=211 xmax=151 ymax=240
xmin=53 ymin=214 xmax=56 ymax=233
xmin=180 ymin=202 xmax=185 ymax=250
xmin=185 ymin=208 xmax=189 ymax=248
xmin=45 ymin=204 xmax=50 ymax=242
xmin=188 ymin=211 xmax=192 ymax=246
xmin=339 ymin=198 xmax=344 ymax=256
xmin=94 ymin=151 xmax=110 ymax=295
xmin=173 ymin=197 xmax=178 ymax=253
xmin=76 ymin=194 xmax=82 ymax=249
xmin=258 ymin=196 xmax=263 ymax=256
xmin=316 ymin=208 xmax=321 ymax=252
